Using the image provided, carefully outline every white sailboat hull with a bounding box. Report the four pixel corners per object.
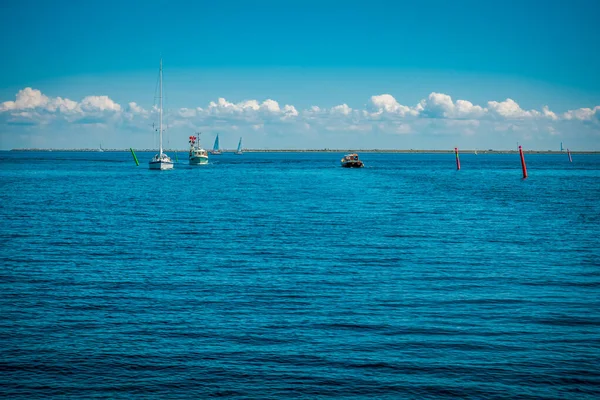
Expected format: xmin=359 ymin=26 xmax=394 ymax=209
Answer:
xmin=149 ymin=153 xmax=174 ymax=170
xmin=149 ymin=160 xmax=174 ymax=170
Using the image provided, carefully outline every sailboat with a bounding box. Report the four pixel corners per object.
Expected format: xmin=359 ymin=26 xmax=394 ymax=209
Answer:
xmin=98 ymin=143 xmax=104 ymax=152
xmin=149 ymin=58 xmax=174 ymax=170
xmin=189 ymin=133 xmax=209 ymax=165
xmin=235 ymin=137 xmax=243 ymax=155
xmin=210 ymin=134 xmax=222 ymax=155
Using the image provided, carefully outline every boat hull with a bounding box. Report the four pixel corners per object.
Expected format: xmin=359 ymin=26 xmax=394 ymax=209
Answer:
xmin=149 ymin=161 xmax=174 ymax=170
xmin=189 ymin=156 xmax=209 ymax=165
xmin=341 ymin=161 xmax=364 ymax=168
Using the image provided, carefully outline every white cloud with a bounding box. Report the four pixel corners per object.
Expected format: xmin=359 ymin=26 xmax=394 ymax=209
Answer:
xmin=0 ymin=88 xmax=122 ymax=120
xmin=128 ymin=102 xmax=147 ymax=114
xmin=368 ymin=94 xmax=418 ymax=117
xmin=542 ymin=105 xmax=558 ymax=121
xmin=260 ymin=99 xmax=280 ymax=113
xmin=282 ymin=104 xmax=299 ymax=117
xmin=122 ymin=102 xmax=149 ymax=121
xmin=2 ymin=88 xmax=594 ymax=128
xmin=454 ymin=100 xmax=486 ymax=119
xmin=331 ymin=104 xmax=352 ymax=115
xmin=562 ymin=106 xmax=600 ymax=121
xmin=487 ymin=98 xmax=535 ymax=119
xmin=422 ymin=92 xmax=454 ymax=118
xmin=80 ymin=95 xmax=121 ymax=112
xmin=0 ymin=88 xmax=49 ymax=111
xmin=177 ymin=107 xmax=196 ymax=118
xmin=415 ymin=94 xmax=558 ymax=121
xmin=205 ymin=97 xmax=296 ymax=118
xmin=1 ymin=88 xmax=599 ymax=147
xmin=238 ymin=100 xmax=260 ymax=111
xmin=346 ymin=124 xmax=372 ymax=132
xmin=393 ymin=124 xmax=412 ymax=134
xmin=46 ymin=97 xmax=79 ymax=113
xmin=421 ymin=92 xmax=487 ymax=119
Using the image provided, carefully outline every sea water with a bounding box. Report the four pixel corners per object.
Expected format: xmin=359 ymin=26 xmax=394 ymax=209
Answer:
xmin=1 ymin=151 xmax=599 ymax=398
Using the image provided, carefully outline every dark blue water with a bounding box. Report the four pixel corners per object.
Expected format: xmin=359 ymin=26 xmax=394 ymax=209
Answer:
xmin=1 ymin=151 xmax=599 ymax=399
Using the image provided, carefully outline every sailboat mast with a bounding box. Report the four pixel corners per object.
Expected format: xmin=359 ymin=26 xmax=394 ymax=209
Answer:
xmin=159 ymin=58 xmax=163 ymax=156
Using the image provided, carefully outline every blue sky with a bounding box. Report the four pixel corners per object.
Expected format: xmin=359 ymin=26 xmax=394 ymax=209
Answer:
xmin=1 ymin=0 xmax=599 ymax=150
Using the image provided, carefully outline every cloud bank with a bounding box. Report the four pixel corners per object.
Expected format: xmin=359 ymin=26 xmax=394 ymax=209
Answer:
xmin=1 ymin=87 xmax=599 ymax=148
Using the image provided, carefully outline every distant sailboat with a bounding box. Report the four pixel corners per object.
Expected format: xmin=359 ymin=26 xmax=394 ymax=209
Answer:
xmin=98 ymin=143 xmax=104 ymax=152
xmin=210 ymin=134 xmax=222 ymax=155
xmin=149 ymin=58 xmax=174 ymax=170
xmin=235 ymin=137 xmax=243 ymax=155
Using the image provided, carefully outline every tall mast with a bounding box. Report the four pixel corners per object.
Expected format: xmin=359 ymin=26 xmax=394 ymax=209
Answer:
xmin=159 ymin=58 xmax=163 ymax=156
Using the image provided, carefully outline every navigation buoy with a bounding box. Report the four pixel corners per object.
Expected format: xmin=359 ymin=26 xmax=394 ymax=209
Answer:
xmin=455 ymin=147 xmax=460 ymax=170
xmin=130 ymin=148 xmax=139 ymax=166
xmin=519 ymin=145 xmax=527 ymax=178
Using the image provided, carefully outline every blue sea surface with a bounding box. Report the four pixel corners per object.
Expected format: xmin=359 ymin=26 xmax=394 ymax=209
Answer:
xmin=1 ymin=151 xmax=599 ymax=399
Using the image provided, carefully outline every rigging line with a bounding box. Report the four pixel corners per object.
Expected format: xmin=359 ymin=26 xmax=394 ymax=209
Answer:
xmin=151 ymin=66 xmax=161 ymax=151
xmin=154 ymin=65 xmax=160 ymax=102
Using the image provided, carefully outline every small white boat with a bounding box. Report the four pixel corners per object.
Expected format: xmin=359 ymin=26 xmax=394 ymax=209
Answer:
xmin=189 ymin=133 xmax=209 ymax=165
xmin=148 ymin=58 xmax=173 ymax=170
xmin=235 ymin=137 xmax=243 ymax=155
xmin=149 ymin=153 xmax=174 ymax=170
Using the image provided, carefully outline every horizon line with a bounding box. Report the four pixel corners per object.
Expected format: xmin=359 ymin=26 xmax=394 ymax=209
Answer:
xmin=7 ymin=148 xmax=599 ymax=154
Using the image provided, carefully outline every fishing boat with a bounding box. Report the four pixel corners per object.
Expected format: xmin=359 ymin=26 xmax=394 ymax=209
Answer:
xmin=235 ymin=137 xmax=243 ymax=155
xmin=189 ymin=133 xmax=209 ymax=165
xmin=341 ymin=153 xmax=364 ymax=168
xmin=149 ymin=59 xmax=174 ymax=170
xmin=210 ymin=134 xmax=222 ymax=155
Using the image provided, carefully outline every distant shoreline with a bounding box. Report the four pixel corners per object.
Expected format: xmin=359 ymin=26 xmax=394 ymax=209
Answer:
xmin=7 ymin=148 xmax=600 ymax=154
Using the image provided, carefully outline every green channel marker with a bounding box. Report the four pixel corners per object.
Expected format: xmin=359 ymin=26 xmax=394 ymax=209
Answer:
xmin=130 ymin=148 xmax=139 ymax=166
xmin=175 ymin=151 xmax=179 ymax=162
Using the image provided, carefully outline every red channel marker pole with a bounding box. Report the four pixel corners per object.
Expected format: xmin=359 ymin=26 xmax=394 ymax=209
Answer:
xmin=567 ymin=148 xmax=572 ymax=163
xmin=454 ymin=147 xmax=460 ymax=170
xmin=519 ymin=145 xmax=528 ymax=178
